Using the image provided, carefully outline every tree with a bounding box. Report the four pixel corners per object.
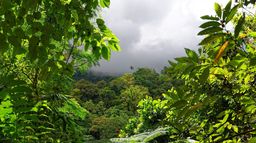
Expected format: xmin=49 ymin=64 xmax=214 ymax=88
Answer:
xmin=74 ymin=79 xmax=100 ymax=102
xmin=0 ymin=0 xmax=120 ymax=142
xmin=120 ymin=85 xmax=149 ymax=113
xmin=110 ymin=73 xmax=135 ymax=93
xmin=133 ymin=68 xmax=169 ymax=98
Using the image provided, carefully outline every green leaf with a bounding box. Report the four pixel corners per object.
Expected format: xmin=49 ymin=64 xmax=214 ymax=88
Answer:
xmin=0 ymin=91 xmax=8 ymax=100
xmin=112 ymin=44 xmax=121 ymax=51
xmin=171 ymin=100 xmax=187 ymax=109
xmin=0 ymin=34 xmax=8 ymax=53
xmin=96 ymin=18 xmax=105 ymax=26
xmin=249 ymin=137 xmax=256 ymax=143
xmin=232 ymin=125 xmax=238 ymax=133
xmin=199 ymin=67 xmax=210 ymax=83
xmin=185 ymin=48 xmax=198 ymax=63
xmin=226 ymin=5 xmax=239 ymax=23
xmin=100 ymin=0 xmax=110 ymax=8
xmin=248 ymin=32 xmax=256 ymax=37
xmin=10 ymin=86 xmax=32 ymax=93
xmin=200 ymin=15 xmax=219 ymax=20
xmin=29 ymin=36 xmax=39 ymax=61
xmin=198 ymin=27 xmax=223 ymax=35
xmin=8 ymin=35 xmax=20 ymax=48
xmin=199 ymin=33 xmax=226 ymax=45
xmin=92 ymin=46 xmax=101 ymax=59
xmin=175 ymin=57 xmax=190 ymax=63
xmin=200 ymin=21 xmax=220 ymax=28
xmin=223 ymin=0 xmax=232 ymax=20
xmin=101 ymin=46 xmax=110 ymax=60
xmin=221 ymin=114 xmax=229 ymax=123
xmin=214 ymin=3 xmax=222 ymax=18
xmin=234 ymin=15 xmax=245 ymax=38
xmin=60 ymin=0 xmax=72 ymax=5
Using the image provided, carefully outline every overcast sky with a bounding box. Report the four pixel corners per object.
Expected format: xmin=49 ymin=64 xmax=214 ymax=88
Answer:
xmin=92 ymin=0 xmax=229 ymax=74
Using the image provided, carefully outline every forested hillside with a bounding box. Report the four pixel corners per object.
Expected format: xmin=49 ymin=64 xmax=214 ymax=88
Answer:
xmin=71 ymin=68 xmax=171 ymax=142
xmin=0 ymin=0 xmax=256 ymax=143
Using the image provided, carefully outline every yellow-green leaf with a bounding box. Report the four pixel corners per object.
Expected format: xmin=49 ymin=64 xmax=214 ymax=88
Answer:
xmin=214 ymin=41 xmax=229 ymax=64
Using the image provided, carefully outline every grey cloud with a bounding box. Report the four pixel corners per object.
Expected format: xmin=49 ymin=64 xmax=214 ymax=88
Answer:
xmin=122 ymin=0 xmax=173 ymax=24
xmin=92 ymin=0 xmax=229 ymax=74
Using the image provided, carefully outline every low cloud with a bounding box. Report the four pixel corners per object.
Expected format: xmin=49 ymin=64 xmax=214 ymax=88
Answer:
xmin=92 ymin=0 xmax=229 ymax=74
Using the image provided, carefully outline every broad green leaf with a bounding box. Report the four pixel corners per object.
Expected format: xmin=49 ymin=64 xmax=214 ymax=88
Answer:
xmin=223 ymin=0 xmax=232 ymax=20
xmin=175 ymin=57 xmax=190 ymax=63
xmin=226 ymin=5 xmax=239 ymax=23
xmin=200 ymin=15 xmax=219 ymax=20
xmin=234 ymin=15 xmax=245 ymax=38
xmin=214 ymin=3 xmax=222 ymax=18
xmin=199 ymin=33 xmax=226 ymax=45
xmin=200 ymin=21 xmax=220 ymax=28
xmin=185 ymin=48 xmax=198 ymax=63
xmin=198 ymin=27 xmax=223 ymax=35
xmin=101 ymin=46 xmax=110 ymax=60
xmin=92 ymin=46 xmax=101 ymax=59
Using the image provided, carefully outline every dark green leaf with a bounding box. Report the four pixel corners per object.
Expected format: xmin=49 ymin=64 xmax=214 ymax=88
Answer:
xmin=199 ymin=33 xmax=226 ymax=45
xmin=10 ymin=86 xmax=32 ymax=93
xmin=199 ymin=67 xmax=210 ymax=83
xmin=234 ymin=15 xmax=245 ymax=38
xmin=96 ymin=18 xmax=105 ymax=26
xmin=226 ymin=5 xmax=239 ymax=23
xmin=92 ymin=46 xmax=101 ymax=59
xmin=28 ymin=36 xmax=39 ymax=61
xmin=0 ymin=34 xmax=8 ymax=53
xmin=171 ymin=100 xmax=187 ymax=109
xmin=101 ymin=46 xmax=110 ymax=60
xmin=200 ymin=15 xmax=219 ymax=20
xmin=198 ymin=27 xmax=223 ymax=35
xmin=200 ymin=21 xmax=220 ymax=28
xmin=223 ymin=0 xmax=232 ymax=20
xmin=214 ymin=3 xmax=222 ymax=18
xmin=175 ymin=57 xmax=190 ymax=63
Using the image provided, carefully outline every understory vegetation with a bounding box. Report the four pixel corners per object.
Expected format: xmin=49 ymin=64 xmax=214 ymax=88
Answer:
xmin=0 ymin=0 xmax=256 ymax=142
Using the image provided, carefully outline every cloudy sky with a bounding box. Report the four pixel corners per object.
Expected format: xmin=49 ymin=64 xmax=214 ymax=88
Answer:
xmin=92 ymin=0 xmax=229 ymax=74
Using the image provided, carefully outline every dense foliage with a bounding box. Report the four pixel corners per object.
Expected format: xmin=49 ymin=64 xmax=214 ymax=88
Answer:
xmin=71 ymin=68 xmax=171 ymax=142
xmin=0 ymin=0 xmax=119 ymax=142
